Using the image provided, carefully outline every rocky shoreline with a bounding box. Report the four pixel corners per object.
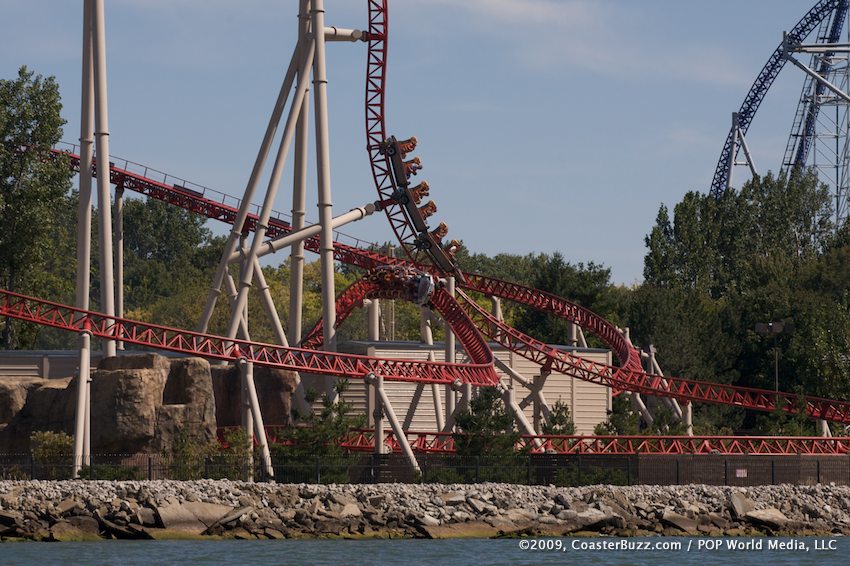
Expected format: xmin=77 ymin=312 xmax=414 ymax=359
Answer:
xmin=0 ymin=480 xmax=849 ymax=541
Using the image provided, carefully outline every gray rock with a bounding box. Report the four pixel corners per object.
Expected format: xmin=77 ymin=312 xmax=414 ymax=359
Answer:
xmin=662 ymin=510 xmax=698 ymax=533
xmin=182 ymin=501 xmax=234 ymax=528
xmin=55 ymin=498 xmax=82 ymax=516
xmin=0 ymin=509 xmax=23 ymax=526
xmin=439 ymin=492 xmax=466 ymax=506
xmin=729 ymin=492 xmax=755 ymax=519
xmin=367 ymin=495 xmax=386 ymax=508
xmin=338 ymin=503 xmax=362 ymax=519
xmin=467 ymin=498 xmax=487 ymax=514
xmin=136 ymin=507 xmax=157 ymax=527
xmin=745 ymin=508 xmax=789 ymax=530
xmin=67 ymin=515 xmax=101 ymax=536
xmin=155 ymin=501 xmax=207 ymax=535
xmin=504 ymin=508 xmax=534 ymax=523
xmin=418 ymin=514 xmax=440 ymax=527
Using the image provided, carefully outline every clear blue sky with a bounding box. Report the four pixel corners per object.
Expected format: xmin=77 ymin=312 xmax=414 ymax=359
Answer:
xmin=0 ymin=1 xmax=828 ymax=285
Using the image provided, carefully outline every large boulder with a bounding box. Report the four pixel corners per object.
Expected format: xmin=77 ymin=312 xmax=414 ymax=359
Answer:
xmin=0 ymin=377 xmax=75 ymax=452
xmin=0 ymin=377 xmax=44 ymax=423
xmin=211 ymin=364 xmax=296 ymax=427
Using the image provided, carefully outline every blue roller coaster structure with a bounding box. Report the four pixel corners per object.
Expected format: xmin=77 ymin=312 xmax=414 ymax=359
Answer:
xmin=710 ymin=0 xmax=849 ymax=198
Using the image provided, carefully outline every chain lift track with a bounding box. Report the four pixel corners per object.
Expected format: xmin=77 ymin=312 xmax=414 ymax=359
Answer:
xmin=11 ymin=0 xmax=850 ymax=456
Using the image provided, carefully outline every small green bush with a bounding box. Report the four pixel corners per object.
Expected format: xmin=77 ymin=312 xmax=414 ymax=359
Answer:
xmin=30 ymin=430 xmax=74 ymax=480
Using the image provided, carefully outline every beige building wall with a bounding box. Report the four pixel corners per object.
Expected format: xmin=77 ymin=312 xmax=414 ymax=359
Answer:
xmin=337 ymin=341 xmax=612 ymax=435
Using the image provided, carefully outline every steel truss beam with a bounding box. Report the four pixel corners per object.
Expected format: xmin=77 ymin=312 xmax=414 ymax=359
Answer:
xmin=0 ymin=289 xmax=495 ymax=386
xmin=333 ymin=429 xmax=850 ymax=455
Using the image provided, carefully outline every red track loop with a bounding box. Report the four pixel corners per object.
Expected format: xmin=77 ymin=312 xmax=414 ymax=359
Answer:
xmin=300 ymin=275 xmax=497 ymax=386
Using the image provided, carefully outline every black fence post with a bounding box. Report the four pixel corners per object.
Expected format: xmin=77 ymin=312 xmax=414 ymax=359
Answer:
xmin=30 ymin=453 xmax=34 ymax=480
xmin=148 ymin=455 xmax=153 ymax=481
xmin=676 ymin=458 xmax=680 ymax=485
xmin=315 ymin=455 xmax=321 ymax=484
xmin=771 ymin=459 xmax=775 ymax=485
xmin=475 ymin=456 xmax=480 ymax=484
xmin=577 ymin=454 xmax=582 ymax=486
xmin=526 ymin=455 xmax=532 ymax=485
xmin=817 ymin=459 xmax=821 ymax=485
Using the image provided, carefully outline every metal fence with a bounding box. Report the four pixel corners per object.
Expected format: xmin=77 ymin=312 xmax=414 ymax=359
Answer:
xmin=1 ymin=452 xmax=848 ymax=485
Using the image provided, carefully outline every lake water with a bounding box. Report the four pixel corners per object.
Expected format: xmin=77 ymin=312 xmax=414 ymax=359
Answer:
xmin=1 ymin=537 xmax=847 ymax=565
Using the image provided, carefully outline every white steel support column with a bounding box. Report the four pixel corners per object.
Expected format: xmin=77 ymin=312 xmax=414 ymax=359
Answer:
xmin=73 ymin=0 xmax=96 ymax=478
xmin=250 ymin=256 xmax=312 ymax=417
xmin=531 ymin=371 xmax=549 ymax=434
xmin=311 ymin=0 xmax=338 ymax=402
xmin=630 ymin=393 xmax=654 ymax=427
xmin=240 ymin=359 xmax=274 ymax=480
xmin=494 ymin=357 xmax=552 ymax=422
xmin=239 ymin=360 xmax=255 ymax=482
xmin=367 ymin=298 xmax=383 ymax=453
xmin=74 ymin=333 xmax=91 ymax=476
xmin=197 ymin=38 xmax=303 ymax=334
xmin=490 ymin=296 xmax=502 ymax=341
xmin=370 ymin=374 xmax=419 ymax=474
xmin=225 ymin=204 xmax=376 ymax=264
xmin=501 ymin=385 xmax=540 ymax=449
xmin=684 ymin=401 xmax=693 ymax=437
xmin=113 ymin=185 xmax=124 ymax=350
xmin=251 ymin=257 xmax=286 ymax=344
xmin=289 ymin=0 xmax=311 ymax=349
xmin=83 ymin=378 xmax=91 ymax=466
xmin=92 ymin=0 xmax=115 ymax=358
xmin=568 ymin=323 xmax=578 ymax=348
xmin=419 ymin=306 xmax=445 ymax=431
xmin=367 ymin=299 xmax=380 ymax=342
xmin=444 ymin=276 xmax=457 ymax=429
xmin=646 ymin=347 xmax=683 ymax=420
xmin=402 ymin=384 xmax=424 ymax=430
xmin=372 ymin=372 xmax=385 ymax=456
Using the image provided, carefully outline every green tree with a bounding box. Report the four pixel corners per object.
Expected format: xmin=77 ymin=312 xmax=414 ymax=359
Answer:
xmin=119 ymin=197 xmax=220 ymax=311
xmin=514 ymin=252 xmax=613 ymax=344
xmin=0 ymin=67 xmax=73 ymax=348
xmin=453 ymin=386 xmax=519 ymax=457
xmin=634 ymin=170 xmax=845 ymax=432
xmin=541 ymin=399 xmax=576 ymax=435
xmin=594 ymin=394 xmax=640 ymax=436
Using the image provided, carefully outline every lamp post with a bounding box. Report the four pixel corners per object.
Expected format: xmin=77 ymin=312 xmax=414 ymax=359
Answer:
xmin=754 ymin=320 xmax=794 ymax=393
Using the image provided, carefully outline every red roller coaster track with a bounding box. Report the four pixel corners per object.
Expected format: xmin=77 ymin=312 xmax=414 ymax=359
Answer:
xmin=335 ymin=429 xmax=850 ymax=456
xmin=10 ymin=0 xmax=850 ymax=456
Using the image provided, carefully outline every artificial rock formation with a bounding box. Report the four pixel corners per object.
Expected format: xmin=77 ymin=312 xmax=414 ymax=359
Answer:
xmin=0 ymin=354 xmax=217 ymax=454
xmin=211 ymin=365 xmax=297 ymax=428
